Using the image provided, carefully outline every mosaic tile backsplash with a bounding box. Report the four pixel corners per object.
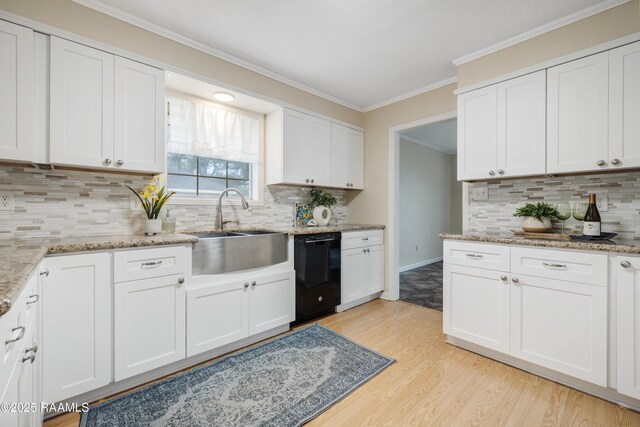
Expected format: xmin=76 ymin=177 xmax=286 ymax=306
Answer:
xmin=0 ymin=165 xmax=347 ymax=240
xmin=467 ymin=171 xmax=640 ymax=241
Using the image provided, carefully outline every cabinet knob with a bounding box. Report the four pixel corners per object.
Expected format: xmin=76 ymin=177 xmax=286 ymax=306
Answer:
xmin=498 ymin=169 xmax=504 ymax=175
xmin=244 ymin=282 xmax=249 ymax=288
xmin=39 ymin=268 xmax=49 ymax=277
xmin=22 ymin=353 xmax=36 ymax=364
xmin=251 ymin=281 xmax=257 ymax=287
xmin=489 ymin=170 xmax=495 ymax=176
xmin=115 ymin=160 xmax=124 ymax=166
xmin=511 ymin=277 xmax=520 ymax=284
xmin=305 ymin=178 xmax=310 ymax=183
xmin=5 ymin=326 xmax=25 ymax=345
xmin=25 ymin=344 xmax=38 ymax=354
xmin=500 ymin=275 xmax=508 ymax=281
xmin=596 ymin=160 xmax=606 ymax=166
xmin=177 ymin=277 xmax=185 ymax=284
xmin=104 ymin=158 xmax=112 ymax=165
xmin=611 ymin=158 xmax=621 ymax=165
xmin=310 ymin=179 xmax=315 ymax=183
xmin=621 ymin=260 xmax=632 ymax=268
xmin=26 ymin=294 xmax=39 ymax=305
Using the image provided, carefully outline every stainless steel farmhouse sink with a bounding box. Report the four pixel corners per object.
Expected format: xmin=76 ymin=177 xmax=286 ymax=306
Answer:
xmin=191 ymin=231 xmax=288 ymax=275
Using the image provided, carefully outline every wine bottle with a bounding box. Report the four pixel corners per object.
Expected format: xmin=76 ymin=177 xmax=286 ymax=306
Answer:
xmin=583 ymin=194 xmax=601 ymax=237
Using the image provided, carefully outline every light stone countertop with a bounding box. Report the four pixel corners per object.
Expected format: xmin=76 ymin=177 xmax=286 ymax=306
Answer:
xmin=440 ymin=232 xmax=640 ymax=255
xmin=0 ymin=224 xmax=384 ymax=317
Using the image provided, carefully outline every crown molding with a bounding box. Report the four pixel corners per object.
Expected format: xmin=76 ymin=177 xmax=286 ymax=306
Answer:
xmin=70 ymin=0 xmax=366 ymax=112
xmin=398 ymin=134 xmax=457 ymax=155
xmin=452 ymin=0 xmax=632 ymax=66
xmin=363 ymin=76 xmax=458 ymax=113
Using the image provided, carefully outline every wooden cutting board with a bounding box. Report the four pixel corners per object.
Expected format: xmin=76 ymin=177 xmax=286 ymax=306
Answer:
xmin=511 ymin=230 xmax=572 ymax=240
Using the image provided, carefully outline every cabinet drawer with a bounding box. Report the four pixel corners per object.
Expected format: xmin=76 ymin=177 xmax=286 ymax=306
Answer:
xmin=342 ymin=230 xmax=383 ymax=250
xmin=444 ymin=241 xmax=510 ymax=271
xmin=114 ymin=246 xmax=185 ymax=283
xmin=510 ymin=247 xmax=607 ymax=286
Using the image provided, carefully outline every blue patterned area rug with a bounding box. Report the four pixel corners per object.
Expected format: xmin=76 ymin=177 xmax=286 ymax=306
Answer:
xmin=80 ymin=324 xmax=395 ymax=427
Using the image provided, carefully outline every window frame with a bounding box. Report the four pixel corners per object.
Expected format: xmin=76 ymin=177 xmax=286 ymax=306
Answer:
xmin=164 ymin=90 xmax=265 ymax=207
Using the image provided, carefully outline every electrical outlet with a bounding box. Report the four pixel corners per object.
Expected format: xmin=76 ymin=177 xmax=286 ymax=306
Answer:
xmin=130 ymin=195 xmax=141 ymax=211
xmin=470 ymin=187 xmax=488 ymax=201
xmin=596 ymin=194 xmax=608 ymax=212
xmin=0 ymin=192 xmax=15 ymax=211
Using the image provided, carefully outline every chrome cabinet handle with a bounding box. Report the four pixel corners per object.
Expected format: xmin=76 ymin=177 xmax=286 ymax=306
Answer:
xmin=543 ymin=262 xmax=567 ymax=270
xmin=25 ymin=344 xmax=38 ymax=354
xmin=488 ymin=170 xmax=495 ymax=176
xmin=305 ymin=178 xmax=310 ymax=183
xmin=621 ymin=260 xmax=632 ymax=268
xmin=115 ymin=160 xmax=124 ymax=166
xmin=611 ymin=158 xmax=621 ymax=165
xmin=39 ymin=268 xmax=49 ymax=277
xmin=498 ymin=169 xmax=505 ymax=175
xmin=141 ymin=261 xmax=163 ymax=268
xmin=251 ymin=281 xmax=257 ymax=287
xmin=511 ymin=277 xmax=520 ymax=284
xmin=5 ymin=326 xmax=25 ymax=345
xmin=310 ymin=179 xmax=315 ymax=183
xmin=22 ymin=353 xmax=36 ymax=364
xmin=104 ymin=158 xmax=112 ymax=165
xmin=465 ymin=254 xmax=483 ymax=260
xmin=500 ymin=275 xmax=508 ymax=281
xmin=26 ymin=294 xmax=39 ymax=305
xmin=244 ymin=282 xmax=249 ymax=288
xmin=362 ymin=237 xmax=369 ymax=241
xmin=596 ymin=160 xmax=606 ymax=166
xmin=177 ymin=277 xmax=185 ymax=285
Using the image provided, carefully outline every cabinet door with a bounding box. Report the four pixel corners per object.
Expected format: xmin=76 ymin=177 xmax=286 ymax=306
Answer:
xmin=617 ymin=256 xmax=640 ymax=399
xmin=282 ymin=108 xmax=308 ymax=184
xmin=511 ymin=274 xmax=607 ymax=386
xmin=43 ymin=252 xmax=111 ymax=403
xmin=186 ymin=280 xmax=249 ymax=357
xmin=50 ymin=37 xmax=114 ymax=169
xmin=0 ymin=358 xmax=19 ymax=427
xmin=331 ymin=124 xmax=364 ymax=189
xmin=305 ymin=115 xmax=332 ymax=186
xmin=497 ymin=70 xmax=546 ymax=178
xmin=114 ymin=56 xmax=165 ymax=173
xmin=443 ymin=264 xmax=510 ymax=353
xmin=249 ymin=271 xmax=295 ymax=335
xmin=114 ymin=275 xmax=186 ymax=381
xmin=363 ymin=245 xmax=384 ymax=296
xmin=609 ymin=41 xmax=640 ymax=170
xmin=0 ymin=20 xmax=34 ymax=162
xmin=17 ymin=327 xmax=35 ymax=427
xmin=457 ymin=85 xmax=498 ymax=180
xmin=547 ymin=52 xmax=609 ymax=174
xmin=341 ymin=247 xmax=366 ymax=304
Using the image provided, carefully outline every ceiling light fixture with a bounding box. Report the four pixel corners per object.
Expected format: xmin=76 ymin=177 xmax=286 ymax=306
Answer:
xmin=212 ymin=92 xmax=235 ymax=103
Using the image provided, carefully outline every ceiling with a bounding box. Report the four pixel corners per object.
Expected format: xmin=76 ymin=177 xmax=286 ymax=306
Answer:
xmin=77 ymin=0 xmax=607 ymax=111
xmin=400 ymin=119 xmax=457 ymax=155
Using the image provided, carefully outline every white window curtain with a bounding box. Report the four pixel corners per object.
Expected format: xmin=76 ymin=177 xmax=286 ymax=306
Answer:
xmin=168 ymin=96 xmax=260 ymax=164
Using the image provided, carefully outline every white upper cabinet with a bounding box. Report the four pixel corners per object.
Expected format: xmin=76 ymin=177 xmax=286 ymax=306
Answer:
xmin=266 ymin=107 xmax=364 ymax=189
xmin=497 ymin=70 xmax=546 ymax=178
xmin=458 ymin=71 xmax=546 ymax=181
xmin=458 ymin=85 xmax=498 ymax=180
xmin=331 ymin=123 xmax=364 ymax=189
xmin=114 ymin=56 xmax=165 ymax=173
xmin=50 ymin=36 xmax=115 ymax=169
xmin=547 ymin=52 xmax=609 ymax=174
xmin=609 ymin=41 xmax=640 ymax=170
xmin=50 ymin=36 xmax=165 ymax=173
xmin=0 ymin=20 xmax=34 ymax=162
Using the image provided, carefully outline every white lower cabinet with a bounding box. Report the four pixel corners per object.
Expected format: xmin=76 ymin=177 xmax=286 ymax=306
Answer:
xmin=510 ymin=274 xmax=607 ymax=386
xmin=187 ymin=271 xmax=294 ymax=358
xmin=43 ymin=253 xmax=112 ymax=404
xmin=443 ymin=264 xmax=510 ymax=354
xmin=617 ymin=255 xmax=640 ymax=399
xmin=341 ymin=231 xmax=385 ymax=306
xmin=114 ymin=275 xmax=186 ymax=381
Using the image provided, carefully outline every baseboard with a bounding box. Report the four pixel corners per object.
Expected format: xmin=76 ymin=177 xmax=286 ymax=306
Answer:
xmin=44 ymin=324 xmax=290 ymax=418
xmin=399 ymin=256 xmax=443 ymax=272
xmin=337 ymin=292 xmax=382 ymax=312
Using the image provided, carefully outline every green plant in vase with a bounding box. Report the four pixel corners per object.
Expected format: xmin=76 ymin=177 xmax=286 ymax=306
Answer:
xmin=126 ymin=176 xmax=176 ymax=235
xmin=309 ymin=188 xmax=337 ymax=226
xmin=514 ymin=202 xmax=560 ymax=233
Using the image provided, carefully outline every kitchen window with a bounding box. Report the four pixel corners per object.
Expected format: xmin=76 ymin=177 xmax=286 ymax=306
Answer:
xmin=166 ymin=94 xmax=263 ymax=203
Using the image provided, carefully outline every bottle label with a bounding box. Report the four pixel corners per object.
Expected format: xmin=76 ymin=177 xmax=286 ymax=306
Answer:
xmin=583 ymin=221 xmax=601 ymax=236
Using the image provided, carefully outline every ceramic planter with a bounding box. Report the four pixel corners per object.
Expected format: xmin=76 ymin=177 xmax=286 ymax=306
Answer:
xmin=144 ymin=218 xmax=162 ymax=235
xmin=312 ymin=206 xmax=332 ymax=226
xmin=521 ymin=216 xmax=552 ymax=233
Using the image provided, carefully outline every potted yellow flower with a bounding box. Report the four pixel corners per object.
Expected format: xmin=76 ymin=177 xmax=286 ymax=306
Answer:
xmin=126 ymin=176 xmax=176 ymax=235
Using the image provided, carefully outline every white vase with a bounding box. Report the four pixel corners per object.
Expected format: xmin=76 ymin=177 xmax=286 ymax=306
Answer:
xmin=521 ymin=217 xmax=552 ymax=233
xmin=312 ymin=206 xmax=332 ymax=226
xmin=144 ymin=218 xmax=162 ymax=235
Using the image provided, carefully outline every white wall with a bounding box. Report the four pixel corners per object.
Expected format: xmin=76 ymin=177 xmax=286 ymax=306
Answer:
xmin=450 ymin=155 xmax=463 ymax=234
xmin=399 ymin=139 xmax=458 ymax=269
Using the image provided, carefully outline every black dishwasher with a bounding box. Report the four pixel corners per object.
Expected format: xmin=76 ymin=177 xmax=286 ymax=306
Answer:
xmin=293 ymin=233 xmax=341 ymax=325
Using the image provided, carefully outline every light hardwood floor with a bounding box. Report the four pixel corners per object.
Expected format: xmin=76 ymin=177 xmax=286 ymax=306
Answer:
xmin=45 ymin=299 xmax=640 ymax=426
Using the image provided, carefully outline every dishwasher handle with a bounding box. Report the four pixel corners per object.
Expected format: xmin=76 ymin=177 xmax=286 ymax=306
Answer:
xmin=305 ymin=238 xmax=338 ymax=244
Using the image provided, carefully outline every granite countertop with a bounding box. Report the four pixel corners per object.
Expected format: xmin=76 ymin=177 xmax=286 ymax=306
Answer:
xmin=0 ymin=224 xmax=384 ymax=317
xmin=440 ymin=232 xmax=640 ymax=255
